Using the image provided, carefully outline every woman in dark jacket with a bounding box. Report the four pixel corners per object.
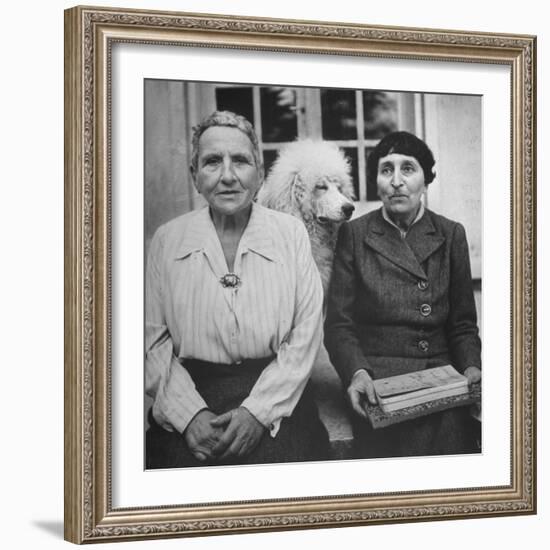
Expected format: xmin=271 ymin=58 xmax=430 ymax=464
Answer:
xmin=324 ymin=131 xmax=481 ymax=458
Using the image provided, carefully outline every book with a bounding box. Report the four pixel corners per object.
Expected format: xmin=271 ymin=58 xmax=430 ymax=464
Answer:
xmin=373 ymin=365 xmax=469 ymax=413
xmin=364 ymin=383 xmax=480 ymax=430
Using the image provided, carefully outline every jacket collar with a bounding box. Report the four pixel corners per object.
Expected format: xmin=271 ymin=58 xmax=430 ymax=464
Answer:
xmin=364 ymin=208 xmax=445 ymax=280
xmin=173 ymin=203 xmax=279 ymax=269
xmin=381 ymin=203 xmax=425 ymax=237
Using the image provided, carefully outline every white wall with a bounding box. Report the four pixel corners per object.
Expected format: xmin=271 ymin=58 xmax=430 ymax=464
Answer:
xmin=424 ymin=94 xmax=482 ymax=277
xmin=1 ymin=1 xmax=546 ymax=549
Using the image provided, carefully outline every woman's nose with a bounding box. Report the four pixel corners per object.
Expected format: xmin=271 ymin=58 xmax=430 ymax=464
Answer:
xmin=220 ymin=159 xmax=236 ymax=182
xmin=391 ymin=173 xmax=404 ymax=188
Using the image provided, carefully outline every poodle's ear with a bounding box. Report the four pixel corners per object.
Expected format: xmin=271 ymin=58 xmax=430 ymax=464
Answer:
xmin=292 ymin=174 xmax=314 ymax=221
xmin=292 ymin=174 xmax=306 ymax=203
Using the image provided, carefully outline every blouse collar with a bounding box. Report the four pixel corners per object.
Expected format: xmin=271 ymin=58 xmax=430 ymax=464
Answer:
xmin=382 ymin=202 xmax=425 ymax=238
xmin=174 ymin=202 xmax=278 ymax=263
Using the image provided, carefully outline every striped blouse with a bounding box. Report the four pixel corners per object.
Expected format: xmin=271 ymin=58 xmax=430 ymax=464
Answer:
xmin=145 ymin=203 xmax=324 ymax=437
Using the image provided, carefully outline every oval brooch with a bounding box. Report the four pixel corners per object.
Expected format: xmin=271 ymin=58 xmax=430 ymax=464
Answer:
xmin=220 ymin=273 xmax=241 ymax=288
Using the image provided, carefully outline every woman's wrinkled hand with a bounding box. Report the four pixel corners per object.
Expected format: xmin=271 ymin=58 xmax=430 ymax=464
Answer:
xmin=463 ymin=366 xmax=481 ymax=386
xmin=347 ymin=369 xmax=377 ymax=418
xmin=183 ymin=409 xmax=223 ymax=462
xmin=210 ymin=407 xmax=266 ymax=461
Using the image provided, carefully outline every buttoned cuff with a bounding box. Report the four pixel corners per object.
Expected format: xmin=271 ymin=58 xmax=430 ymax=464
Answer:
xmin=152 ymin=367 xmax=209 ymax=434
xmin=155 ymin=396 xmax=208 ymax=435
xmin=240 ymin=398 xmax=281 ymax=437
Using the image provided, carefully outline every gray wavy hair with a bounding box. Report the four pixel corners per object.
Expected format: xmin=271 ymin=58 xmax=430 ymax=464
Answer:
xmin=190 ymin=110 xmax=262 ymax=172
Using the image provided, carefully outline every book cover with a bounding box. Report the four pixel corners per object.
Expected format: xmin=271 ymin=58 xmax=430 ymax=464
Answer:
xmin=373 ymin=365 xmax=469 ymax=414
xmin=364 ymin=384 xmax=481 ymax=429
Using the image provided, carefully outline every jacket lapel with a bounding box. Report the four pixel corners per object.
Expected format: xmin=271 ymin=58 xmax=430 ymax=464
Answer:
xmin=406 ymin=210 xmax=445 ymax=265
xmin=364 ymin=209 xmax=444 ymax=280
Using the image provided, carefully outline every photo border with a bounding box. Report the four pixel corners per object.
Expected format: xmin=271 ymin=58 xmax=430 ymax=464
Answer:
xmin=64 ymin=5 xmax=536 ymax=543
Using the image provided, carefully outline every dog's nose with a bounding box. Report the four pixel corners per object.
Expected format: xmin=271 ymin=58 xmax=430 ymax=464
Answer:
xmin=342 ymin=203 xmax=355 ymax=219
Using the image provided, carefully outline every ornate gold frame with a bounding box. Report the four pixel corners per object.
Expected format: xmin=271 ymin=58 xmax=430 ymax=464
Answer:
xmin=64 ymin=5 xmax=536 ymax=544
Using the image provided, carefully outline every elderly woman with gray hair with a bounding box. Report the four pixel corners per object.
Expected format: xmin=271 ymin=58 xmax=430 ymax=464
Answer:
xmin=145 ymin=111 xmax=330 ymax=468
xmin=325 ymin=131 xmax=481 ymax=458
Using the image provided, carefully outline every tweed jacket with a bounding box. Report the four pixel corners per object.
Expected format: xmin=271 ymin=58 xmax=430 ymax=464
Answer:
xmin=325 ymin=207 xmax=481 ymax=385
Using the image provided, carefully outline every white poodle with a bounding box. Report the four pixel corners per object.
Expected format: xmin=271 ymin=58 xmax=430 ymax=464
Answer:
xmin=258 ymin=140 xmax=355 ymax=294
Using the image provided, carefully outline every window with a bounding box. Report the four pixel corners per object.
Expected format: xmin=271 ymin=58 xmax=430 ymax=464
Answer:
xmin=146 ymin=80 xmax=479 ymax=277
xmin=210 ymin=83 xmax=421 ymax=205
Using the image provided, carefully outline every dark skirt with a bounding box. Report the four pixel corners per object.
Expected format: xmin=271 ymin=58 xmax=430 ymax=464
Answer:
xmin=351 ymin=406 xmax=480 ymax=459
xmin=350 ymin=355 xmax=481 ymax=459
xmin=146 ymin=357 xmax=331 ymax=469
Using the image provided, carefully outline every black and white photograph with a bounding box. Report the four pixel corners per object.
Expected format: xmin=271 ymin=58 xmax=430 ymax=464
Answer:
xmin=58 ymin=2 xmax=538 ymax=545
xmin=144 ymin=80 xmax=483 ymax=469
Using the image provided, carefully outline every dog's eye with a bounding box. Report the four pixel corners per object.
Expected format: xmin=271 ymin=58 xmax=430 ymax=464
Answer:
xmin=315 ymin=184 xmax=328 ymax=191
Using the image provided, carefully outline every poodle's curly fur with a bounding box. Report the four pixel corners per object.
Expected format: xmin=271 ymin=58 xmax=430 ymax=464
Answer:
xmin=258 ymin=140 xmax=355 ymax=294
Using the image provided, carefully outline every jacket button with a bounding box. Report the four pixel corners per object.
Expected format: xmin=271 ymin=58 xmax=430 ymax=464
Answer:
xmin=417 ymin=280 xmax=429 ymax=290
xmin=418 ymin=340 xmax=429 ymax=352
xmin=420 ymin=304 xmax=432 ymax=316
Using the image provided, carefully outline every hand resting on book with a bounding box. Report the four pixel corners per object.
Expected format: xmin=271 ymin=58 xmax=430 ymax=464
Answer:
xmin=348 ymin=366 xmax=481 ymax=420
xmin=463 ymin=366 xmax=481 ymax=385
xmin=347 ymin=369 xmax=377 ymax=418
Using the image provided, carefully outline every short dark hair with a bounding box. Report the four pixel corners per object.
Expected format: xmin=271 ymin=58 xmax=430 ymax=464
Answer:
xmin=366 ymin=131 xmax=436 ymax=186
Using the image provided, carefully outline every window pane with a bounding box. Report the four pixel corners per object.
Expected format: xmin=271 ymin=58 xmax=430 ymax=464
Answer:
xmin=321 ymin=90 xmax=357 ymax=140
xmin=215 ymin=87 xmax=254 ymax=124
xmin=343 ymin=147 xmax=359 ymax=201
xmin=363 ymin=91 xmax=398 ymax=139
xmin=262 ymin=149 xmax=279 ymax=176
xmin=260 ymin=87 xmax=298 ymax=143
xmin=365 ymin=147 xmax=379 ymax=201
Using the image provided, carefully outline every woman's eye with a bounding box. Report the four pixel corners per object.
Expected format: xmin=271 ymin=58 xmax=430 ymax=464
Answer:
xmin=380 ymin=167 xmax=392 ymax=175
xmin=316 ymin=184 xmax=328 ymax=191
xmin=233 ymin=156 xmax=251 ymax=165
xmin=402 ymin=164 xmax=415 ymax=174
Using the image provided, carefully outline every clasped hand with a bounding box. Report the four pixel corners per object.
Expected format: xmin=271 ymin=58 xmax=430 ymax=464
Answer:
xmin=184 ymin=407 xmax=265 ymax=463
